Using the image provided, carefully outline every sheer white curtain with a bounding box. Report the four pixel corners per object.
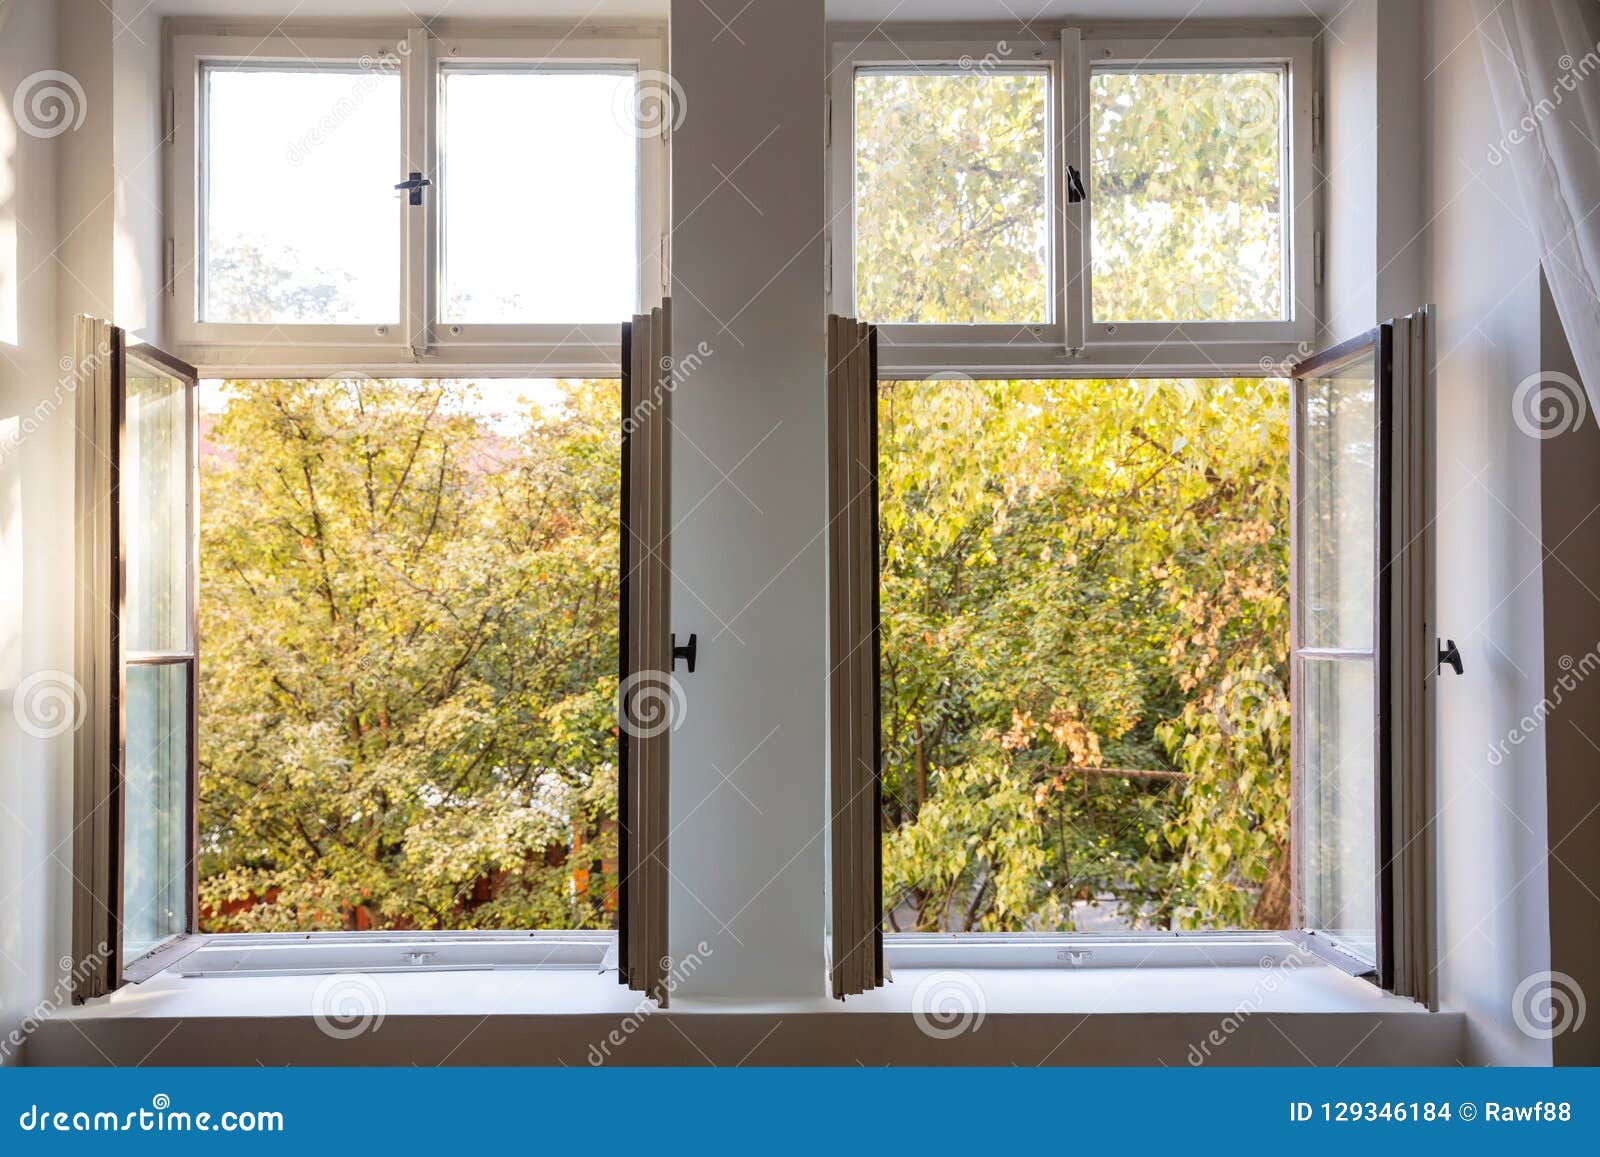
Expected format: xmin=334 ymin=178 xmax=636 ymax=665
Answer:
xmin=1476 ymin=0 xmax=1600 ymax=412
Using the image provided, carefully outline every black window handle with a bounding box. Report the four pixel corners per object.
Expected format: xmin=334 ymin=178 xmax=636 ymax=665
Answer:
xmin=1437 ymin=637 xmax=1464 ymax=676
xmin=1066 ymin=164 xmax=1086 ymax=204
xmin=671 ymin=633 xmax=697 ymax=674
xmin=394 ymin=171 xmax=432 ymax=206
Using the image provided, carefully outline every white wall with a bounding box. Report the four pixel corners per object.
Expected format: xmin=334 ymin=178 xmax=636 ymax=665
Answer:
xmin=0 ymin=0 xmax=66 ymax=1066
xmin=113 ymin=0 xmax=166 ymax=342
xmin=1420 ymin=0 xmax=1552 ymax=1067
xmin=666 ymin=0 xmax=829 ymax=998
xmin=0 ymin=0 xmax=169 ymax=1065
xmin=1320 ymin=0 xmax=1423 ymax=344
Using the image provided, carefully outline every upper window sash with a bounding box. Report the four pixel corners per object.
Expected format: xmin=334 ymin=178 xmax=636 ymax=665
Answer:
xmin=828 ymin=36 xmax=1066 ymax=363
xmin=1074 ymin=35 xmax=1316 ymax=349
xmin=169 ymin=33 xmax=413 ymax=360
xmin=167 ymin=26 xmax=665 ymax=376
xmin=829 ymin=28 xmax=1317 ymax=376
xmin=421 ymin=34 xmax=667 ymax=371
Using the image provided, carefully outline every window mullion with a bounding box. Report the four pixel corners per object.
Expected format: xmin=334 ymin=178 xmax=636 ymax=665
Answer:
xmin=404 ymin=27 xmax=433 ymax=358
xmin=1059 ymin=26 xmax=1085 ymax=355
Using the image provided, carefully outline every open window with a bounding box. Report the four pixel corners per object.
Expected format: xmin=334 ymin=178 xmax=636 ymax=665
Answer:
xmin=831 ymin=312 xmax=1431 ymax=997
xmin=1290 ymin=312 xmax=1434 ymax=999
xmin=72 ymin=317 xmax=200 ymax=998
xmin=828 ymin=27 xmax=1317 ymax=376
xmin=168 ymin=25 xmax=666 ymax=373
xmin=71 ymin=309 xmax=680 ymax=995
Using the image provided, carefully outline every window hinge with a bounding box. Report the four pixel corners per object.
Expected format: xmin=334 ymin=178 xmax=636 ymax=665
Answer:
xmin=824 ymin=237 xmax=832 ymax=296
xmin=163 ymin=237 xmax=175 ymax=296
xmin=162 ymin=87 xmax=174 ymax=145
xmin=1313 ymin=229 xmax=1324 ymax=287
xmin=824 ymin=93 xmax=832 ymax=149
xmin=660 ymin=235 xmax=670 ymax=292
xmin=1312 ymin=90 xmax=1322 ymax=152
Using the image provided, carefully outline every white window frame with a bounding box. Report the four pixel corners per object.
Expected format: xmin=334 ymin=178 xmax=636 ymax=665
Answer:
xmin=166 ymin=23 xmax=666 ymax=376
xmin=168 ymin=31 xmax=414 ymax=365
xmin=828 ymin=35 xmax=1066 ymax=373
xmin=422 ymin=32 xmax=667 ymax=375
xmin=827 ymin=26 xmax=1319 ymax=377
xmin=1076 ymin=35 xmax=1316 ymax=350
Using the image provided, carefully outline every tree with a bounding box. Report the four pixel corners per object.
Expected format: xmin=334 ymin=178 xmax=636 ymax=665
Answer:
xmin=198 ymin=376 xmax=620 ymax=930
xmin=878 ymin=377 xmax=1289 ymax=931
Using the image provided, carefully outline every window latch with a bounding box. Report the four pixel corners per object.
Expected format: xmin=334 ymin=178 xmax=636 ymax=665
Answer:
xmin=394 ymin=171 xmax=432 ymax=206
xmin=1065 ymin=164 xmax=1086 ymax=204
xmin=1437 ymin=637 xmax=1464 ymax=676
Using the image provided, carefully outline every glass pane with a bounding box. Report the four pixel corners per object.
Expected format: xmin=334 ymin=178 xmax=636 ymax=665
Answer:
xmin=123 ymin=662 xmax=190 ymax=960
xmin=1299 ymin=656 xmax=1375 ymax=956
xmin=1299 ymin=352 xmax=1377 ymax=650
xmin=1089 ymin=68 xmax=1285 ymax=323
xmin=854 ymin=69 xmax=1049 ymax=324
xmin=203 ymin=66 xmax=401 ymax=324
xmin=123 ymin=356 xmax=189 ymax=653
xmin=442 ymin=71 xmax=638 ymax=324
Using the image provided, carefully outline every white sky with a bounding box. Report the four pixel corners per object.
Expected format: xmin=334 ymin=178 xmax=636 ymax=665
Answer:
xmin=204 ymin=66 xmax=638 ymax=325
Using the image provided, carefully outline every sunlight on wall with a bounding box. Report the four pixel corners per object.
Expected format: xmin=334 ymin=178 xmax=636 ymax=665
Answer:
xmin=0 ymin=415 xmax=21 ymax=688
xmin=0 ymin=107 xmax=19 ymax=347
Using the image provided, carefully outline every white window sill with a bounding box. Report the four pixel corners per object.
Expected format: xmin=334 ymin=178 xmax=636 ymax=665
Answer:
xmin=28 ymin=932 xmax=1461 ymax=1065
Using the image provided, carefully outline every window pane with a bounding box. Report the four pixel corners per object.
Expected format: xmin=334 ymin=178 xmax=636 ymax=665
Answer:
xmin=1090 ymin=68 xmax=1285 ymax=323
xmin=1299 ymin=354 xmax=1376 ymax=650
xmin=442 ymin=71 xmax=638 ymax=324
xmin=203 ymin=66 xmax=401 ymax=324
xmin=123 ymin=662 xmax=190 ymax=960
xmin=854 ymin=70 xmax=1049 ymax=324
xmin=1299 ymin=656 xmax=1375 ymax=955
xmin=123 ymin=356 xmax=189 ymax=653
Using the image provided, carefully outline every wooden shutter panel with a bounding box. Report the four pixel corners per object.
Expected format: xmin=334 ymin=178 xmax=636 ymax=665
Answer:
xmin=827 ymin=315 xmax=885 ymax=998
xmin=619 ymin=302 xmax=674 ymax=1005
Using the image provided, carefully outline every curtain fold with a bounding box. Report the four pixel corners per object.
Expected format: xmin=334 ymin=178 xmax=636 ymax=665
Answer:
xmin=619 ymin=302 xmax=673 ymax=1006
xmin=827 ymin=315 xmax=885 ymax=999
xmin=1476 ymin=0 xmax=1600 ymax=410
